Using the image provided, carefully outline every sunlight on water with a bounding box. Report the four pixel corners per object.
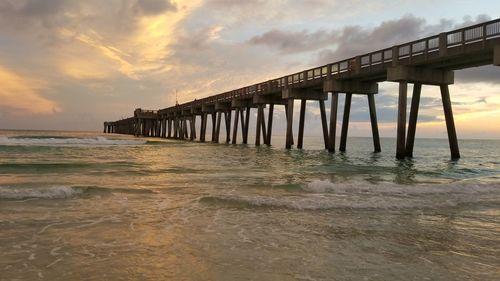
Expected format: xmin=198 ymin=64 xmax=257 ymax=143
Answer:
xmin=0 ymin=130 xmax=499 ymax=280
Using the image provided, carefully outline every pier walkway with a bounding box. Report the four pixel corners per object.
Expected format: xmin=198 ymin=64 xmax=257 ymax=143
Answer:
xmin=105 ymin=19 xmax=500 ymax=159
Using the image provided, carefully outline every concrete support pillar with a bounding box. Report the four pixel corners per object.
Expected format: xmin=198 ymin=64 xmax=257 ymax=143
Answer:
xmin=192 ymin=116 xmax=197 ymax=140
xmin=160 ymin=120 xmax=163 ymax=137
xmin=285 ymin=103 xmax=294 ymax=146
xmin=319 ymin=99 xmax=329 ymax=150
xmin=144 ymin=120 xmax=149 ymax=137
xmin=256 ymin=105 xmax=263 ymax=146
xmin=261 ymin=107 xmax=267 ymax=143
xmin=163 ymin=119 xmax=167 ymax=138
xmin=368 ymin=94 xmax=381 ymax=153
xmin=200 ymin=113 xmax=207 ymax=142
xmin=215 ymin=112 xmax=222 ymax=143
xmin=285 ymin=99 xmax=294 ymax=149
xmin=179 ymin=119 xmax=183 ymax=139
xmin=159 ymin=119 xmax=163 ymax=138
xmin=297 ymin=100 xmax=307 ymax=149
xmin=232 ymin=108 xmax=240 ymax=144
xmin=328 ymin=93 xmax=339 ymax=153
xmin=339 ymin=94 xmax=352 ymax=152
xmin=167 ymin=119 xmax=172 ymax=138
xmin=149 ymin=120 xmax=153 ymax=137
xmin=243 ymin=107 xmax=250 ymax=144
xmin=173 ymin=118 xmax=177 ymax=139
xmin=440 ymin=85 xmax=460 ymax=159
xmin=182 ymin=118 xmax=186 ymax=139
xmin=211 ymin=113 xmax=217 ymax=142
xmin=396 ymin=82 xmax=408 ymax=159
xmin=174 ymin=120 xmax=177 ymax=138
xmin=162 ymin=118 xmax=167 ymax=138
xmin=225 ymin=111 xmax=232 ymax=143
xmin=178 ymin=119 xmax=183 ymax=139
xmin=405 ymin=83 xmax=422 ymax=157
xmin=266 ymin=104 xmax=274 ymax=146
xmin=178 ymin=119 xmax=182 ymax=139
xmin=189 ymin=117 xmax=194 ymax=141
xmin=140 ymin=120 xmax=144 ymax=136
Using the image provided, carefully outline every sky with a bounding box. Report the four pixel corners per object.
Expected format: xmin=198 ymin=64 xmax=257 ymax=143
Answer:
xmin=0 ymin=0 xmax=499 ymax=139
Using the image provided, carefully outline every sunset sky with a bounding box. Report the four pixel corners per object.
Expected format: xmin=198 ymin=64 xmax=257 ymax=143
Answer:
xmin=0 ymin=0 xmax=499 ymax=139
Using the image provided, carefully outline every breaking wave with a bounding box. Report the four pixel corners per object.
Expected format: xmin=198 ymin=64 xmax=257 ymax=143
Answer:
xmin=0 ymin=136 xmax=146 ymax=146
xmin=200 ymin=181 xmax=500 ymax=211
xmin=0 ymin=185 xmax=154 ymax=200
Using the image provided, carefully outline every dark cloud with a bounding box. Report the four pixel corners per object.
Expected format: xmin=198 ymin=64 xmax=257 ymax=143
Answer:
xmin=248 ymin=29 xmax=338 ymax=54
xmin=314 ymin=14 xmax=492 ymax=63
xmin=208 ymin=0 xmax=264 ymax=7
xmin=133 ymin=0 xmax=177 ymax=16
xmin=174 ymin=26 xmax=223 ymax=51
xmin=18 ymin=0 xmax=67 ymax=17
xmin=247 ymin=14 xmax=492 ymax=62
xmin=0 ymin=0 xmax=74 ymax=30
xmin=248 ymin=14 xmax=432 ymax=56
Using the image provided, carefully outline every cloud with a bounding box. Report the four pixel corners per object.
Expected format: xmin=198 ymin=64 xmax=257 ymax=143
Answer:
xmin=0 ymin=65 xmax=61 ymax=115
xmin=455 ymin=66 xmax=500 ymax=85
xmin=133 ymin=0 xmax=177 ymax=16
xmin=0 ymin=0 xmax=498 ymax=136
xmin=247 ymin=14 xmax=492 ymax=63
xmin=248 ymin=29 xmax=338 ymax=54
xmin=314 ymin=14 xmax=491 ymax=63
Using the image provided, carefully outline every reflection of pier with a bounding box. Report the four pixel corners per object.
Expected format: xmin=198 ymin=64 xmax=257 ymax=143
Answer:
xmin=104 ymin=19 xmax=500 ymax=159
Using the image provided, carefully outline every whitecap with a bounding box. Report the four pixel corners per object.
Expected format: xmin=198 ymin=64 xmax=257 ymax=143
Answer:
xmin=0 ymin=136 xmax=146 ymax=146
xmin=0 ymin=186 xmax=83 ymax=200
xmin=202 ymin=181 xmax=500 ymax=211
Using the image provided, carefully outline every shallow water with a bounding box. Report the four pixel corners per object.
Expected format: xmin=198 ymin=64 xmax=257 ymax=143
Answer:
xmin=0 ymin=130 xmax=499 ymax=280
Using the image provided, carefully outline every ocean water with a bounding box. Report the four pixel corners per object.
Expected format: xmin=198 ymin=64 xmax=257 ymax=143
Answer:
xmin=0 ymin=130 xmax=499 ymax=280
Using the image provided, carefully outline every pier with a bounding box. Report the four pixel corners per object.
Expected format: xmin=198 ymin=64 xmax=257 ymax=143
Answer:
xmin=104 ymin=19 xmax=500 ymax=159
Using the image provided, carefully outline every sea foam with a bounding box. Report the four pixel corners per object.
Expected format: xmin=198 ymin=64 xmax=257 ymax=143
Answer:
xmin=0 ymin=136 xmax=146 ymax=146
xmin=201 ymin=181 xmax=500 ymax=211
xmin=0 ymin=186 xmax=83 ymax=200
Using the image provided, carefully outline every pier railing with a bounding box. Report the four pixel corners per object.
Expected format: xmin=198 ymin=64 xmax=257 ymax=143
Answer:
xmin=158 ymin=18 xmax=500 ymax=114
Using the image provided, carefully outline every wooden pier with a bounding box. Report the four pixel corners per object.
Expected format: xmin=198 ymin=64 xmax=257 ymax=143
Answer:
xmin=104 ymin=19 xmax=500 ymax=159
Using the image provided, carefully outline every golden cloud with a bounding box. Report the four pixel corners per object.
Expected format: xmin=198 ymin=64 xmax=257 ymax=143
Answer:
xmin=0 ymin=65 xmax=61 ymax=115
xmin=56 ymin=0 xmax=203 ymax=81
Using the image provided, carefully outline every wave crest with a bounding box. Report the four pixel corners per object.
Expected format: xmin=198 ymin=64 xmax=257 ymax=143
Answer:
xmin=0 ymin=136 xmax=146 ymax=146
xmin=200 ymin=181 xmax=500 ymax=211
xmin=0 ymin=185 xmax=154 ymax=200
xmin=0 ymin=186 xmax=83 ymax=200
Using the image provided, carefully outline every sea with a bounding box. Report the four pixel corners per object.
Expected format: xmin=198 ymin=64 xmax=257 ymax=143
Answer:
xmin=0 ymin=130 xmax=499 ymax=281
